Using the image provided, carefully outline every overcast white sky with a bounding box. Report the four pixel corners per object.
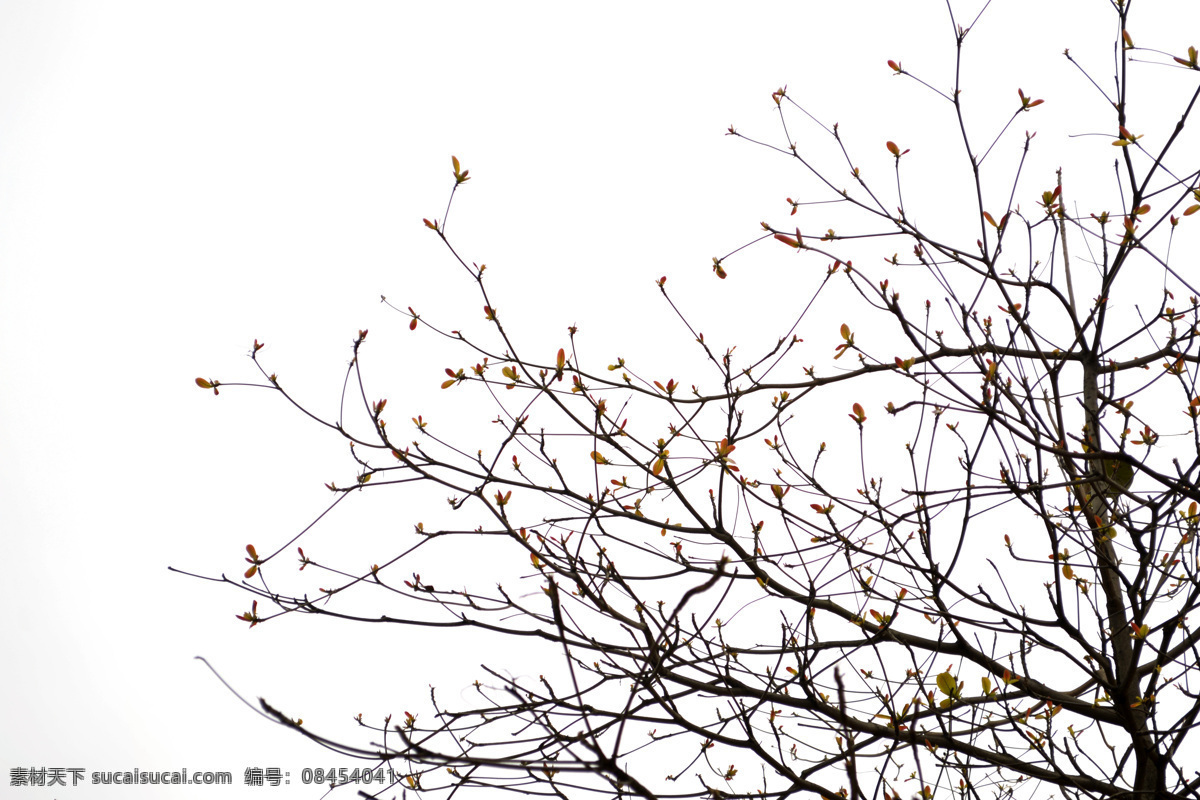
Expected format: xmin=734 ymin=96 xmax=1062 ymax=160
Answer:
xmin=3 ymin=2 xmax=1197 ymax=798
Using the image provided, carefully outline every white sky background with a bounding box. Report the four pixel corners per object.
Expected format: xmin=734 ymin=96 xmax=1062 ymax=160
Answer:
xmin=2 ymin=1 xmax=1198 ymax=797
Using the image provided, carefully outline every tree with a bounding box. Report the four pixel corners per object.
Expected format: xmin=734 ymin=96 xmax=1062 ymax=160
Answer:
xmin=192 ymin=4 xmax=1200 ymax=799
